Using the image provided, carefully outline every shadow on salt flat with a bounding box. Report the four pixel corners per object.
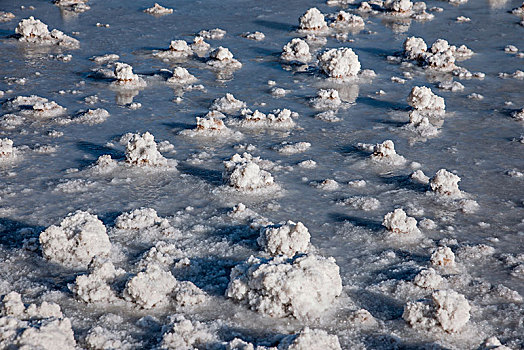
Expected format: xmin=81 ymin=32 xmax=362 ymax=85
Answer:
xmin=348 ymin=289 xmax=404 ymax=320
xmin=0 ymin=218 xmax=43 ymax=249
xmin=328 ymin=212 xmax=384 ymax=232
xmin=253 ymin=19 xmax=294 ymax=32
xmin=363 ymin=333 xmax=450 ymax=350
xmin=378 ymin=174 xmax=428 ymax=193
xmin=176 ymin=163 xmax=223 ymax=186
xmin=356 ymin=96 xmax=409 ymax=111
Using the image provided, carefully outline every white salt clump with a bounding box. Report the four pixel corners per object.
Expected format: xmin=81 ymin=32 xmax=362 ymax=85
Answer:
xmin=0 ymin=11 xmax=15 ymax=22
xmin=311 ymin=89 xmax=342 ymax=109
xmin=404 ymin=36 xmax=428 ymax=60
xmin=328 ymin=11 xmax=365 ymax=29
xmin=113 ymin=62 xmax=146 ymax=88
xmin=371 ymin=140 xmax=407 ymax=165
xmin=318 ymin=48 xmax=361 ymax=79
xmin=456 ymin=16 xmax=471 ymax=22
xmin=181 ymin=113 xmax=240 ymax=139
xmin=342 ymin=196 xmax=380 ymax=211
xmin=257 ymin=221 xmax=310 ymax=257
xmin=234 ymin=108 xmax=297 ymax=129
xmin=511 ymin=108 xmax=524 ymax=121
xmin=85 ymin=326 xmax=133 ymax=350
xmin=15 ymin=17 xmax=79 ymax=48
xmin=438 ymin=80 xmax=465 ymax=92
xmin=207 ymin=47 xmax=242 ymax=69
xmin=144 ymin=3 xmax=173 ymax=15
xmin=123 ymin=264 xmax=176 ymax=309
xmin=385 ymin=0 xmax=414 ymax=14
xmin=154 ymin=40 xmax=193 ymax=59
xmin=298 ymin=160 xmax=317 ymax=168
xmin=226 ymin=253 xmax=342 ymax=319
xmin=274 ymin=141 xmax=311 ymax=154
xmin=512 ymin=3 xmax=524 ymax=15
xmin=198 ymin=28 xmax=226 ymax=40
xmin=0 ymin=138 xmax=15 ymax=159
xmin=299 ymin=8 xmax=328 ymax=31
xmin=62 ymin=108 xmax=109 ymax=125
xmin=54 ymin=0 xmax=90 ymax=13
xmin=482 ymin=337 xmax=512 ymax=350
xmin=160 ymin=315 xmax=216 ymax=349
xmin=411 ymin=170 xmax=430 ymax=184
xmin=167 ymin=67 xmax=197 ymax=85
xmin=281 ymin=38 xmax=311 ymax=63
xmin=39 ymin=211 xmax=111 ymax=268
xmin=279 ymin=327 xmax=341 ymax=350
xmin=72 ymin=258 xmax=124 ymax=303
xmin=5 ymin=96 xmax=66 ymax=119
xmin=1 ymin=292 xmax=62 ymax=319
xmin=348 ymin=179 xmax=366 ymax=187
xmin=413 ymin=268 xmax=443 ymax=289
xmin=271 ymin=87 xmax=287 ymax=97
xmin=191 ymin=36 xmax=211 ymax=52
xmin=499 ymin=70 xmax=524 ymax=79
xmin=468 ymin=93 xmax=484 ymax=100
xmin=408 ymin=86 xmax=446 ymax=112
xmin=223 ymin=153 xmax=278 ymax=192
xmin=430 ymin=246 xmax=456 ymax=268
xmin=241 ymin=31 xmax=265 ymax=41
xmin=382 ymin=208 xmax=421 ymax=235
xmin=313 ymin=179 xmax=340 ymax=191
xmin=403 ymin=37 xmax=473 ymax=72
xmin=115 ymin=208 xmax=174 ymax=235
xmin=210 ymin=93 xmax=246 ymax=114
xmin=315 ymin=110 xmax=341 ymax=122
xmin=125 ymin=132 xmax=173 ymax=167
xmin=403 ymin=290 xmax=471 ymax=332
xmin=430 ymin=169 xmax=462 ymax=197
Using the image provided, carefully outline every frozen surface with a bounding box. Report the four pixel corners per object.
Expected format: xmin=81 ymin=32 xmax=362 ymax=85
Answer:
xmin=0 ymin=0 xmax=523 ymax=349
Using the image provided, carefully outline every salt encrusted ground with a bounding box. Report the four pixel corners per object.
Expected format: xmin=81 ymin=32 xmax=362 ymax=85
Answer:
xmin=0 ymin=0 xmax=523 ymax=349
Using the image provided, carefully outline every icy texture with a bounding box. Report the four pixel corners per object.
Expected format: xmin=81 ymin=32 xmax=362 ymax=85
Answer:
xmin=39 ymin=211 xmax=111 ymax=268
xmin=72 ymin=258 xmax=124 ymax=303
xmin=413 ymin=268 xmax=443 ymax=289
xmin=124 ymin=132 xmax=172 ymax=167
xmin=167 ymin=67 xmax=197 ymax=84
xmin=210 ymin=93 xmax=246 ymax=114
xmin=113 ymin=62 xmax=146 ymax=87
xmin=279 ymin=327 xmax=341 ymax=350
xmin=318 ymin=48 xmax=361 ymax=79
xmin=371 ymin=140 xmax=407 ymax=165
xmin=144 ymin=3 xmax=173 ymax=15
xmin=123 ymin=264 xmax=177 ymax=309
xmin=430 ymin=169 xmax=462 ymax=197
xmin=257 ymin=221 xmax=310 ymax=257
xmin=430 ymin=246 xmax=456 ymax=268
xmin=223 ymin=153 xmax=278 ymax=192
xmin=234 ymin=108 xmax=297 ymax=129
xmin=161 ymin=315 xmax=216 ymax=349
xmin=382 ymin=208 xmax=421 ymax=235
xmin=281 ymin=38 xmax=311 ymax=63
xmin=407 ymin=86 xmax=445 ymax=112
xmin=311 ymin=89 xmax=342 ymax=109
xmin=15 ymin=17 xmax=79 ymax=48
xmin=299 ymin=8 xmax=327 ymax=31
xmin=226 ymin=253 xmax=342 ymax=319
xmin=341 ymin=196 xmax=380 ymax=211
xmin=207 ymin=47 xmax=242 ymax=69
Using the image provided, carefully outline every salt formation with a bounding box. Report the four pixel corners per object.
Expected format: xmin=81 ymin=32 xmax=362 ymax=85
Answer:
xmin=226 ymin=254 xmax=342 ymax=319
xmin=384 ymin=0 xmax=413 ymax=14
xmin=311 ymin=89 xmax=342 ymax=109
xmin=84 ymin=326 xmax=133 ymax=350
xmin=15 ymin=17 xmax=79 ymax=48
xmin=281 ymin=38 xmax=311 ymax=63
xmin=180 ymin=112 xmax=240 ymax=138
xmin=299 ymin=8 xmax=328 ymax=31
xmin=408 ymin=86 xmax=445 ymax=112
xmin=0 ymin=138 xmax=15 ymax=159
xmin=4 ymin=95 xmax=67 ymax=119
xmin=0 ymin=292 xmax=76 ymax=349
xmin=112 ymin=62 xmax=146 ymax=88
xmin=191 ymin=36 xmax=211 ymax=52
xmin=166 ymin=67 xmax=197 ymax=85
xmin=279 ymin=328 xmax=341 ymax=350
xmin=39 ymin=211 xmax=111 ymax=268
xmin=403 ymin=37 xmax=474 ymax=72
xmin=154 ymin=40 xmax=194 ymax=59
xmin=210 ymin=93 xmax=246 ymax=114
xmin=328 ymin=11 xmax=365 ymax=29
xmin=198 ymin=28 xmax=226 ymax=40
xmin=512 ymin=2 xmax=524 ymax=15
xmin=370 ymin=140 xmax=407 ymax=165
xmin=0 ymin=11 xmax=15 ymax=22
xmin=124 ymin=132 xmax=173 ymax=167
xmin=114 ymin=208 xmax=174 ymax=236
xmin=318 ymin=48 xmax=361 ymax=79
xmin=207 ymin=47 xmax=242 ymax=69
xmin=233 ymin=108 xmax=297 ymax=129
xmin=411 ymin=170 xmax=430 ymax=184
xmin=511 ymin=108 xmax=524 ymax=121
xmin=90 ymin=53 xmax=119 ymax=64
xmin=144 ymin=3 xmax=173 ymax=15
xmin=403 ymin=36 xmax=428 ymax=61
xmin=124 ymin=264 xmax=176 ymax=309
xmin=223 ymin=153 xmax=278 ymax=192
xmin=430 ymin=246 xmax=456 ymax=269
xmin=341 ymin=196 xmax=380 ymax=211
xmin=274 ymin=141 xmax=311 ymax=154
xmin=257 ymin=221 xmax=311 ymax=257
xmin=241 ymin=31 xmax=265 ymax=41
xmin=59 ymin=108 xmax=110 ymax=125
xmin=430 ymin=169 xmax=462 ymax=197
xmin=403 ymin=290 xmax=471 ymax=332
xmin=313 ymin=179 xmax=340 ymax=191
xmin=413 ymin=268 xmax=443 ymax=289
xmin=54 ymin=0 xmax=90 ymax=13
xmin=72 ymin=258 xmax=124 ymax=303
xmin=438 ymin=80 xmax=464 ymax=92
xmin=160 ymin=315 xmax=216 ymax=349
xmin=382 ymin=208 xmax=421 ymax=235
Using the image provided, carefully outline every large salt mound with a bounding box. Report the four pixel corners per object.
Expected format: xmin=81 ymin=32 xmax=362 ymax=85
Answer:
xmin=299 ymin=8 xmax=328 ymax=31
xmin=15 ymin=16 xmax=79 ymax=48
xmin=408 ymin=86 xmax=445 ymax=112
xmin=124 ymin=132 xmax=175 ymax=167
xmin=281 ymin=38 xmax=311 ymax=63
xmin=207 ymin=47 xmax=242 ymax=69
xmin=430 ymin=169 xmax=462 ymax=197
xmin=279 ymin=327 xmax=342 ymax=350
xmin=112 ymin=62 xmax=146 ymax=88
xmin=72 ymin=258 xmax=124 ymax=303
xmin=153 ymin=40 xmax=193 ymax=60
xmin=231 ymin=108 xmax=297 ymax=129
xmin=257 ymin=221 xmax=311 ymax=257
xmin=114 ymin=207 xmax=175 ymax=236
xmin=160 ymin=314 xmax=216 ymax=349
xmin=226 ymin=253 xmax=342 ymax=319
xmin=210 ymin=93 xmax=246 ymax=114
xmin=370 ymin=140 xmax=407 ymax=166
xmin=223 ymin=153 xmax=279 ymax=192
xmin=39 ymin=211 xmax=111 ymax=268
xmin=318 ymin=48 xmax=361 ymax=79
xmin=382 ymin=208 xmax=421 ymax=236
xmin=123 ymin=264 xmax=177 ymax=309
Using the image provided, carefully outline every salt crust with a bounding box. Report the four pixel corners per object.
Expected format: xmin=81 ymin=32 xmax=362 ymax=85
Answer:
xmin=438 ymin=80 xmax=464 ymax=92
xmin=278 ymin=327 xmax=341 ymax=350
xmin=257 ymin=221 xmax=310 ymax=257
xmin=0 ymin=292 xmax=76 ymax=349
xmin=90 ymin=54 xmax=120 ymax=64
xmin=114 ymin=207 xmax=175 ymax=236
xmin=281 ymin=38 xmax=311 ymax=63
xmin=341 ymin=196 xmax=380 ymax=211
xmin=241 ymin=31 xmax=265 ymax=41
xmin=191 ymin=36 xmax=211 ymax=53
xmin=161 ymin=314 xmax=216 ymax=349
xmin=210 ymin=93 xmax=246 ymax=114
xmin=512 ymin=3 xmax=524 ymax=16
xmin=403 ymin=290 xmax=471 ymax=332
xmin=54 ymin=0 xmax=90 ymax=13
xmin=167 ymin=67 xmax=197 ymax=85
xmin=39 ymin=210 xmax=111 ymax=268
xmin=124 ymin=132 xmax=175 ymax=167
xmin=408 ymin=86 xmax=445 ymax=112
xmin=198 ymin=28 xmax=226 ymax=40
xmin=318 ymin=47 xmax=361 ymax=79
xmin=180 ymin=113 xmax=241 ymax=139
xmin=298 ymin=159 xmax=317 ymax=168
xmin=482 ymin=337 xmax=512 ymax=350
xmin=274 ymin=141 xmax=311 ymax=154
xmin=112 ymin=62 xmax=146 ymax=88
xmin=382 ymin=208 xmax=421 ymax=235
xmin=15 ymin=17 xmax=79 ymax=48
xmin=57 ymin=108 xmax=110 ymax=125
xmin=0 ymin=138 xmax=16 ymax=160
xmin=72 ymin=258 xmax=124 ymax=303
xmin=4 ymin=95 xmax=67 ymax=119
xmin=299 ymin=8 xmax=328 ymax=31
xmin=411 ymin=169 xmax=430 ymax=184
xmin=413 ymin=268 xmax=443 ymax=289
xmin=54 ymin=179 xmax=96 ymax=193
xmin=430 ymin=246 xmax=456 ymax=269
xmin=430 ymin=169 xmax=462 ymax=197
xmin=226 ymin=253 xmax=342 ymax=319
xmin=207 ymin=47 xmax=242 ymax=69
xmin=144 ymin=3 xmax=173 ymax=15
xmin=370 ymin=140 xmax=407 ymax=165
xmin=312 ymin=179 xmax=340 ymax=191
xmin=310 ymin=89 xmax=343 ymax=109
xmin=403 ymin=37 xmax=474 ymax=72
xmin=498 ymin=70 xmax=524 ymax=79
xmin=123 ymin=264 xmax=176 ymax=309
xmin=85 ymin=326 xmax=134 ymax=350
xmin=511 ymin=108 xmax=524 ymax=121
xmin=154 ymin=40 xmax=193 ymax=60
xmin=328 ymin=11 xmax=365 ymax=29
xmin=0 ymin=11 xmax=15 ymax=22
xmin=231 ymin=108 xmax=297 ymax=129
xmin=223 ymin=153 xmax=279 ymax=193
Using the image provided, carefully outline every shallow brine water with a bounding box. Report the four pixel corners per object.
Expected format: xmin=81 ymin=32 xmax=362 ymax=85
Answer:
xmin=0 ymin=0 xmax=523 ymax=349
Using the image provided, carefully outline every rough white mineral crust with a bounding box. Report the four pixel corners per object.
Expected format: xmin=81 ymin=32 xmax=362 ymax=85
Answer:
xmin=115 ymin=208 xmax=174 ymax=235
xmin=438 ymin=80 xmax=465 ymax=92
xmin=207 ymin=47 xmax=242 ymax=69
xmin=342 ymin=196 xmax=380 ymax=211
xmin=226 ymin=253 xmax=342 ymax=319
xmin=430 ymin=246 xmax=456 ymax=268
xmin=144 ymin=3 xmax=173 ymax=15
xmin=385 ymin=0 xmax=414 ymax=14
xmin=403 ymin=37 xmax=473 ymax=72
xmin=329 ymin=11 xmax=365 ymax=29
xmin=85 ymin=326 xmax=133 ymax=350
xmin=0 ymin=138 xmax=15 ymax=159
xmin=123 ymin=264 xmax=176 ymax=309
xmin=15 ymin=17 xmax=79 ymax=48
xmin=318 ymin=48 xmax=361 ymax=79
xmin=233 ymin=108 xmax=297 ymax=129
xmin=198 ymin=28 xmax=226 ymax=40
xmin=413 ymin=268 xmax=443 ymax=289
xmin=382 ymin=208 xmax=421 ymax=235
xmin=39 ymin=211 xmax=111 ymax=268
xmin=124 ymin=132 xmax=173 ymax=167
xmin=113 ymin=62 xmax=146 ymax=88
xmin=181 ymin=113 xmax=240 ymax=139
xmin=408 ymin=86 xmax=445 ymax=112
xmin=5 ymin=95 xmax=67 ymax=119
xmin=411 ymin=170 xmax=430 ymax=184
xmin=281 ymin=38 xmax=311 ymax=63
xmin=58 ymin=108 xmax=109 ymax=125
xmin=299 ymin=8 xmax=328 ymax=31
xmin=311 ymin=89 xmax=342 ymax=109
xmin=279 ymin=327 xmax=342 ymax=350
xmin=191 ymin=36 xmax=211 ymax=52
xmin=274 ymin=141 xmax=311 ymax=154
xmin=430 ymin=169 xmax=462 ymax=197
xmin=223 ymin=153 xmax=278 ymax=192
xmin=72 ymin=258 xmax=124 ymax=303
xmin=161 ymin=315 xmax=216 ymax=349
xmin=54 ymin=0 xmax=90 ymax=13
xmin=257 ymin=221 xmax=310 ymax=257
xmin=512 ymin=3 xmax=524 ymax=15
xmin=511 ymin=108 xmax=524 ymax=121
xmin=154 ymin=40 xmax=194 ymax=59
xmin=241 ymin=31 xmax=265 ymax=41
xmin=0 ymin=11 xmax=15 ymax=22
xmin=210 ymin=93 xmax=246 ymax=114
xmin=371 ymin=140 xmax=407 ymax=165
xmin=167 ymin=67 xmax=197 ymax=84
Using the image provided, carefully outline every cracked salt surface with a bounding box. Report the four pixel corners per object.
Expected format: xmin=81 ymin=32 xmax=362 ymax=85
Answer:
xmin=0 ymin=0 xmax=522 ymax=349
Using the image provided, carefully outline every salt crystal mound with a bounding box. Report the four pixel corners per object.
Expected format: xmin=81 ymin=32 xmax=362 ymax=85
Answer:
xmin=223 ymin=153 xmax=279 ymax=193
xmin=384 ymin=0 xmax=414 ymax=14
xmin=0 ymin=138 xmax=16 ymax=160
xmin=341 ymin=196 xmax=380 ymax=211
xmin=402 ymin=37 xmax=474 ymax=72
xmin=413 ymin=268 xmax=443 ymax=289
xmin=411 ymin=169 xmax=430 ymax=184
xmin=318 ymin=48 xmax=361 ymax=80
xmin=112 ymin=62 xmax=146 ymax=88
xmin=403 ymin=290 xmax=471 ymax=333
xmin=180 ymin=112 xmax=241 ymax=139
xmin=511 ymin=108 xmax=524 ymax=121
xmin=382 ymin=208 xmax=421 ymax=236
xmin=327 ymin=11 xmax=365 ymax=30
xmin=198 ymin=28 xmax=226 ymax=40
xmin=405 ymin=86 xmax=445 ymax=137
xmin=274 ymin=141 xmax=311 ymax=154
xmin=430 ymin=246 xmax=456 ymax=269
xmin=54 ymin=0 xmax=90 ymax=13
xmin=281 ymin=38 xmax=311 ymax=64
xmin=210 ymin=93 xmax=246 ymax=114
xmin=226 ymin=253 xmax=342 ymax=319
xmin=231 ymin=108 xmax=297 ymax=129
xmin=71 ymin=258 xmax=124 ymax=303
xmin=241 ymin=31 xmax=265 ymax=41
xmin=166 ymin=67 xmax=197 ymax=85
xmin=124 ymin=132 xmax=176 ymax=168
xmin=90 ymin=53 xmax=120 ymax=64
xmin=310 ymin=89 xmax=346 ymax=109
xmin=114 ymin=207 xmax=176 ymax=237
xmin=154 ymin=40 xmax=194 ymax=60
xmin=15 ymin=17 xmax=79 ymax=48
xmin=278 ymin=327 xmax=342 ymax=350
xmin=257 ymin=221 xmax=311 ymax=257
xmin=0 ymin=11 xmax=15 ymax=22
xmin=4 ymin=95 xmax=67 ymax=119
xmin=123 ymin=264 xmax=176 ymax=309
xmin=207 ymin=46 xmax=242 ymax=69
xmin=85 ymin=326 xmax=134 ymax=350
xmin=370 ymin=140 xmax=407 ymax=166
xmin=190 ymin=35 xmax=211 ymax=54
xmin=408 ymin=86 xmax=445 ymax=112
xmin=512 ymin=2 xmax=524 ymax=16
xmin=160 ymin=314 xmax=216 ymax=349
xmin=430 ymin=169 xmax=462 ymax=197
xmin=144 ymin=3 xmax=173 ymax=15
xmin=57 ymin=108 xmax=110 ymax=125
xmin=39 ymin=210 xmax=111 ymax=268
xmin=0 ymin=292 xmax=76 ymax=350
xmin=299 ymin=8 xmax=328 ymax=31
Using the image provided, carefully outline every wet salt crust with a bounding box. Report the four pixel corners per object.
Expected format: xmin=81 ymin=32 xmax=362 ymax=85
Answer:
xmin=0 ymin=0 xmax=523 ymax=349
